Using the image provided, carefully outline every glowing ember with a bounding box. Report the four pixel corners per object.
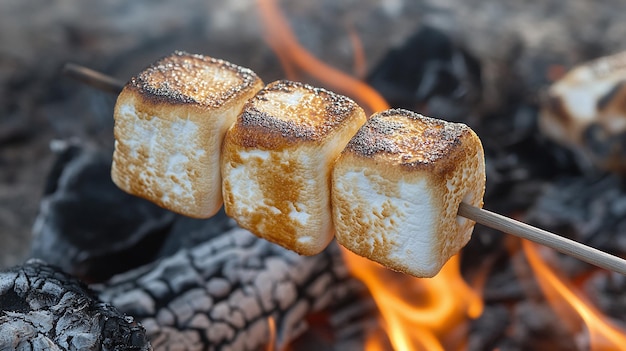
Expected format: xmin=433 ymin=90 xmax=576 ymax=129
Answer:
xmin=523 ymin=240 xmax=626 ymax=350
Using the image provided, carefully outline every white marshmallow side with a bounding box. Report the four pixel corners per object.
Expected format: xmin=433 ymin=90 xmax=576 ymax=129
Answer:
xmin=332 ymin=144 xmax=485 ymax=278
xmin=333 ymin=169 xmax=441 ymax=275
xmin=222 ymin=143 xmax=335 ymax=256
xmin=112 ymin=96 xmax=241 ymax=218
xmin=113 ymin=103 xmax=203 ymax=207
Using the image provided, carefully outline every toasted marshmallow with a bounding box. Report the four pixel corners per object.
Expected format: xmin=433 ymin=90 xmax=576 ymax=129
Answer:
xmin=540 ymin=51 xmax=626 ymax=171
xmin=222 ymin=80 xmax=367 ymax=255
xmin=112 ymin=51 xmax=264 ymax=218
xmin=332 ymin=109 xmax=485 ymax=277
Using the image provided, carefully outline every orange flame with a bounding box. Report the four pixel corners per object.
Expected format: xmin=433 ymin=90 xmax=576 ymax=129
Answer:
xmin=345 ymin=22 xmax=367 ymax=80
xmin=343 ymin=250 xmax=483 ymax=350
xmin=266 ymin=316 xmax=276 ymax=351
xmin=256 ymin=2 xmax=626 ymax=349
xmin=256 ymin=0 xmax=389 ymax=114
xmin=523 ymin=240 xmax=626 ymax=350
xmin=256 ymin=1 xmax=482 ymax=349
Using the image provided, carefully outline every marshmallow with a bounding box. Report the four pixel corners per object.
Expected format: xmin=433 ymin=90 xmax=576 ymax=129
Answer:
xmin=540 ymin=51 xmax=626 ymax=172
xmin=111 ymin=51 xmax=264 ymax=218
xmin=331 ymin=109 xmax=485 ymax=277
xmin=221 ymin=80 xmax=367 ymax=255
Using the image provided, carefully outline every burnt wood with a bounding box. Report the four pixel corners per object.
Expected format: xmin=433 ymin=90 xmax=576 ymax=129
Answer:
xmin=0 ymin=259 xmax=150 ymax=351
xmin=97 ymin=228 xmax=372 ymax=350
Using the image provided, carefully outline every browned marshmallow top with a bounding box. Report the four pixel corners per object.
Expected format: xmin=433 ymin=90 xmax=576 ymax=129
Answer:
xmin=229 ymin=80 xmax=362 ymax=149
xmin=344 ymin=108 xmax=473 ymax=172
xmin=127 ymin=51 xmax=261 ymax=108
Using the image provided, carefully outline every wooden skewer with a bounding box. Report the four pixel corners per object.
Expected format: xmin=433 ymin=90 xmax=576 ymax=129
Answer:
xmin=62 ymin=62 xmax=626 ymax=275
xmin=62 ymin=63 xmax=125 ymax=95
xmin=458 ymin=203 xmax=626 ymax=275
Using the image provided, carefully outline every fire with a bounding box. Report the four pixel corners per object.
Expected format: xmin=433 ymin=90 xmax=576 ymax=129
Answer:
xmin=344 ymin=251 xmax=483 ymax=350
xmin=256 ymin=0 xmax=482 ymax=349
xmin=254 ymin=1 xmax=626 ymax=349
xmin=523 ymin=240 xmax=626 ymax=350
xmin=267 ymin=316 xmax=277 ymax=351
xmin=256 ymin=0 xmax=389 ymax=114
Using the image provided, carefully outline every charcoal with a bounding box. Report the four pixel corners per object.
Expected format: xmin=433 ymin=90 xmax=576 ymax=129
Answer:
xmin=526 ymin=174 xmax=626 ymax=256
xmin=31 ymin=144 xmax=176 ymax=282
xmin=584 ymin=271 xmax=626 ymax=322
xmin=506 ymin=300 xmax=579 ymax=351
xmin=467 ymin=304 xmax=510 ymax=351
xmin=0 ymin=113 xmax=33 ymax=146
xmin=367 ymin=25 xmax=482 ymax=122
xmin=0 ymin=258 xmax=150 ymax=351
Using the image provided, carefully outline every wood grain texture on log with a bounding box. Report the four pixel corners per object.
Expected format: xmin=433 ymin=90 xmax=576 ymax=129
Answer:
xmin=96 ymin=227 xmax=371 ymax=351
xmin=0 ymin=259 xmax=150 ymax=351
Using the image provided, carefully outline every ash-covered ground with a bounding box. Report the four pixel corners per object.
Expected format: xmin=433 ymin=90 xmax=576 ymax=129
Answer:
xmin=1 ymin=0 xmax=626 ymax=270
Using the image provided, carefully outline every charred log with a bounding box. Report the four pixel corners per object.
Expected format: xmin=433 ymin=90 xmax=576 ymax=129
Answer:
xmin=0 ymin=258 xmax=150 ymax=351
xmin=96 ymin=228 xmax=373 ymax=351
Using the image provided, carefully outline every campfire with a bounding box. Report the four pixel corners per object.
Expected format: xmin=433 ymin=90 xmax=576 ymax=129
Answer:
xmin=2 ymin=1 xmax=626 ymax=350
